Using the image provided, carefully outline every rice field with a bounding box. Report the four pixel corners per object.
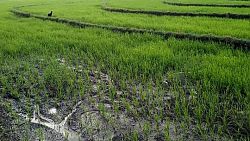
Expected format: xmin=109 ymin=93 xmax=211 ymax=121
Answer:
xmin=0 ymin=0 xmax=249 ymax=140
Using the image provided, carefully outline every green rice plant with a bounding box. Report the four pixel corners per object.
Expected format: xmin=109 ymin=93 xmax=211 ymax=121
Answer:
xmin=164 ymin=118 xmax=171 ymax=141
xmin=19 ymin=0 xmax=250 ymax=39
xmin=0 ymin=0 xmax=249 ymax=139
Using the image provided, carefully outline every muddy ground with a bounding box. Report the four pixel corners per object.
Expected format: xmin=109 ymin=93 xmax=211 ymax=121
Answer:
xmin=0 ymin=59 xmax=197 ymax=141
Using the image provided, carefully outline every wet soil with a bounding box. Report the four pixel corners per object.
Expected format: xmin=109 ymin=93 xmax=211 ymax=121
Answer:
xmin=0 ymin=59 xmax=198 ymax=141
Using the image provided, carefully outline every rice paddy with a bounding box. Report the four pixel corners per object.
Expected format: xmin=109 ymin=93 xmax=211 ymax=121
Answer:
xmin=0 ymin=0 xmax=249 ymax=140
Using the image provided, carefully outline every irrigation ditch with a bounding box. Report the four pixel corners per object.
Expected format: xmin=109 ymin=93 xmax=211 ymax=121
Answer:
xmin=10 ymin=8 xmax=250 ymax=50
xmin=163 ymin=1 xmax=250 ymax=8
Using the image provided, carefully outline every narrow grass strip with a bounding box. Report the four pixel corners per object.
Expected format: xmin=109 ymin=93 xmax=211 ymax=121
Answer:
xmin=103 ymin=7 xmax=250 ymax=19
xmin=163 ymin=1 xmax=250 ymax=8
xmin=10 ymin=9 xmax=250 ymax=50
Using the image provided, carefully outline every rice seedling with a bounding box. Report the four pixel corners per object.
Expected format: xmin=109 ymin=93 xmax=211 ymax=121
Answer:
xmin=18 ymin=0 xmax=250 ymax=39
xmin=0 ymin=0 xmax=249 ymax=140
